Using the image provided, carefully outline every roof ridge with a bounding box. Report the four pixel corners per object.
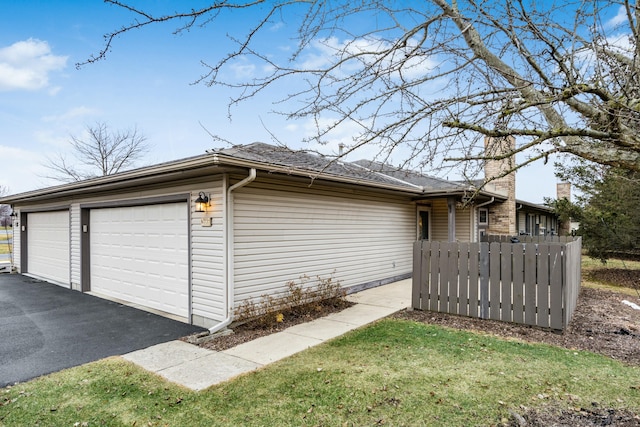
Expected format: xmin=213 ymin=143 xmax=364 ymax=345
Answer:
xmin=349 ymin=161 xmax=424 ymax=190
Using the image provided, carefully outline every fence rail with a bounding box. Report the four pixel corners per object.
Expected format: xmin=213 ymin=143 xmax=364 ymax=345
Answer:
xmin=482 ymin=235 xmax=576 ymax=243
xmin=412 ymin=237 xmax=582 ymax=330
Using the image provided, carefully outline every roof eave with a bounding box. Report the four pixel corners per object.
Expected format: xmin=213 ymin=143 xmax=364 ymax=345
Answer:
xmin=0 ymin=152 xmax=427 ymax=205
xmin=0 ymin=154 xmax=223 ymax=204
xmin=414 ymin=187 xmax=508 ymax=201
xmin=517 ymin=199 xmax=553 ymax=213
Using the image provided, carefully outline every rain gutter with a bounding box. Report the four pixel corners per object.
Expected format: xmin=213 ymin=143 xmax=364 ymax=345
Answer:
xmin=475 ymin=197 xmax=495 ymax=208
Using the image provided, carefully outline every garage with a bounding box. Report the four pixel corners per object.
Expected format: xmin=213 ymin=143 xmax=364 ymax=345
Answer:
xmin=27 ymin=210 xmax=70 ymax=286
xmin=89 ymin=202 xmax=189 ymax=318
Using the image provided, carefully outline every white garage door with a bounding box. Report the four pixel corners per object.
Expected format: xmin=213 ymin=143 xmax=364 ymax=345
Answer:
xmin=90 ymin=203 xmax=189 ymax=318
xmin=27 ymin=210 xmax=70 ymax=286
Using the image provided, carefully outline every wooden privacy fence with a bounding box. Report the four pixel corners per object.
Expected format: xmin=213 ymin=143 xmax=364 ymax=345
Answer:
xmin=482 ymin=235 xmax=576 ymax=243
xmin=411 ymin=237 xmax=582 ymax=330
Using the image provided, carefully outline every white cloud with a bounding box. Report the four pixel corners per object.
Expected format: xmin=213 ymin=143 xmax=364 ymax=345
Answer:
xmin=301 ymin=116 xmax=376 ymax=158
xmin=270 ymin=22 xmax=284 ymax=31
xmin=605 ymin=6 xmax=628 ymax=29
xmin=230 ymin=58 xmax=256 ymax=78
xmin=47 ymin=85 xmax=62 ymax=96
xmin=300 ymin=37 xmax=344 ymax=69
xmin=300 ymin=36 xmax=437 ymax=80
xmin=0 ymin=38 xmax=67 ymax=92
xmin=33 ymin=129 xmax=70 ymax=149
xmin=42 ymin=106 xmax=99 ymax=123
xmin=0 ymin=145 xmax=51 ymax=193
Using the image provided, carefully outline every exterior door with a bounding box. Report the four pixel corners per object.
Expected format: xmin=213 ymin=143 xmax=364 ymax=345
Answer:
xmin=417 ymin=207 xmax=430 ymax=240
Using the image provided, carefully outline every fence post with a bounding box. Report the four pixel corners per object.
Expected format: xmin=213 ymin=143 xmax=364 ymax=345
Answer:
xmin=468 ymin=242 xmax=480 ymax=317
xmin=500 ymin=242 xmax=513 ymax=322
xmin=512 ymin=243 xmax=524 ymax=324
xmin=412 ymin=240 xmax=422 ymax=310
xmin=479 ymin=242 xmax=489 ymax=319
xmin=524 ymin=243 xmax=537 ymax=325
xmin=458 ymin=242 xmax=470 ymax=317
xmin=549 ymin=244 xmax=563 ymax=330
xmin=489 ymin=242 xmax=501 ymax=320
xmin=563 ymin=237 xmax=582 ymax=327
xmin=536 ymin=244 xmax=550 ymax=328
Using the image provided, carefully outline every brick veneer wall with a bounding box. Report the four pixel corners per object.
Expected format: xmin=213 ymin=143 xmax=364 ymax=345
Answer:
xmin=484 ymin=136 xmax=516 ymax=235
xmin=556 ymin=182 xmax=572 ymax=235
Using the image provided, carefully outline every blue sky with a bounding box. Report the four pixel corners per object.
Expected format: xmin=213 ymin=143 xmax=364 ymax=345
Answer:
xmin=1 ymin=1 xmax=568 ymax=202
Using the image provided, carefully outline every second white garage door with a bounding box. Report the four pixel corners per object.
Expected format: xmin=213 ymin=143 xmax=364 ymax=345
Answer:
xmin=90 ymin=203 xmax=189 ymax=318
xmin=27 ymin=210 xmax=70 ymax=286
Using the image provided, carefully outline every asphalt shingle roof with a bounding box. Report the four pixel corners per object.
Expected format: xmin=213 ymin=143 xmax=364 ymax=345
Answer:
xmin=217 ymin=142 xmax=486 ymax=197
xmin=352 ymin=159 xmax=473 ymax=192
xmin=0 ymin=141 xmax=497 ymax=203
xmin=218 ymin=142 xmax=425 ymax=190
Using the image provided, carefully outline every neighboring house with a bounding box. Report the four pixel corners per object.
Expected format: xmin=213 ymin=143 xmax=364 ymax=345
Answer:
xmin=0 ymin=142 xmax=556 ymax=328
xmin=516 ymin=200 xmax=559 ymax=237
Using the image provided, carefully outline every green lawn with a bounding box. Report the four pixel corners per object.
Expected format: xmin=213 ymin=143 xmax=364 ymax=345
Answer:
xmin=581 ymin=255 xmax=640 ymax=271
xmin=2 ymin=319 xmax=639 ymax=427
xmin=581 ymin=254 xmax=640 ymax=296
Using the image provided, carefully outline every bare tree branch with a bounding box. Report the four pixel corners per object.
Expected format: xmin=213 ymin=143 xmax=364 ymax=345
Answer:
xmin=43 ymin=122 xmax=150 ymax=182
xmin=0 ymin=186 xmax=10 ymax=227
xmin=84 ymin=1 xmax=640 ymax=176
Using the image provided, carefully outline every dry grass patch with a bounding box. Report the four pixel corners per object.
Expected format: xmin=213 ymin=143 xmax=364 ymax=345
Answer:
xmin=0 ymin=227 xmax=12 ymax=255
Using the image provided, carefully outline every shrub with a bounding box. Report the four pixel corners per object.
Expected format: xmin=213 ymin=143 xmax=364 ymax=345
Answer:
xmin=232 ymin=273 xmax=346 ymax=327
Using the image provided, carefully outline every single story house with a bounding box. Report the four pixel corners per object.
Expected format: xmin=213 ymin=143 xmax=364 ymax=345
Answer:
xmin=516 ymin=200 xmax=559 ymax=236
xmin=0 ymin=142 xmax=555 ymax=329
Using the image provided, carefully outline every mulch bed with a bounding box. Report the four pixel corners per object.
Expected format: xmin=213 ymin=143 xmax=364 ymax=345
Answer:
xmin=188 ymin=297 xmax=355 ymax=351
xmin=393 ymin=286 xmax=640 ymax=366
xmin=506 ymin=403 xmax=640 ymax=426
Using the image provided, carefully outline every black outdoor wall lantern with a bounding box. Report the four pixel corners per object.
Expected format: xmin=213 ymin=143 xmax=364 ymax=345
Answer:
xmin=195 ymin=192 xmax=210 ymax=213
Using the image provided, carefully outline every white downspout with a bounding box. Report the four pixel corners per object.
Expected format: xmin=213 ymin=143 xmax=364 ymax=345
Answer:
xmin=475 ymin=196 xmax=495 ymax=209
xmin=208 ymin=168 xmax=257 ymax=334
xmin=475 ymin=197 xmax=494 ymax=242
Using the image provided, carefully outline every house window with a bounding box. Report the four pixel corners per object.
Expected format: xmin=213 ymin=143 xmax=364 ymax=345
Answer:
xmin=478 ymin=208 xmax=488 ymax=225
xmin=417 ymin=208 xmax=430 ymax=240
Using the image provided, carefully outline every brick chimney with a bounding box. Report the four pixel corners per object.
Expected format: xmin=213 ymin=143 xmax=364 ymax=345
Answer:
xmin=556 ymin=182 xmax=571 ymax=200
xmin=484 ymin=136 xmax=516 ymax=235
xmin=556 ymin=182 xmax=572 ymax=235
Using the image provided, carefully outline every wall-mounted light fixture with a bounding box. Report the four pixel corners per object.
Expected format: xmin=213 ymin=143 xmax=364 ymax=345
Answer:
xmin=195 ymin=192 xmax=210 ymax=213
xmin=8 ymin=211 xmax=17 ymax=227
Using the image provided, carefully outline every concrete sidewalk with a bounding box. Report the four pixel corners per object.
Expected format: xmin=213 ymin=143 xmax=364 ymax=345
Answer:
xmin=122 ymin=278 xmax=412 ymax=391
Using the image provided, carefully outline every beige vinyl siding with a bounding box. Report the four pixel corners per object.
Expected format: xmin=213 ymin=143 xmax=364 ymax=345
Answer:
xmin=190 ymin=179 xmax=226 ymax=326
xmin=70 ymin=204 xmax=81 ymax=290
xmin=455 ymin=206 xmax=472 ymax=241
xmin=540 ymin=215 xmax=548 ymax=232
xmin=232 ymin=178 xmax=415 ymax=304
xmin=430 ymin=199 xmax=449 ymax=241
xmin=425 ymin=198 xmax=474 ymax=242
xmin=518 ymin=211 xmax=526 ymax=234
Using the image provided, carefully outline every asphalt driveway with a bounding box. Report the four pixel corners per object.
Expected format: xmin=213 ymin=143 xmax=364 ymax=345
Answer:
xmin=0 ymin=274 xmax=206 ymax=387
